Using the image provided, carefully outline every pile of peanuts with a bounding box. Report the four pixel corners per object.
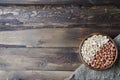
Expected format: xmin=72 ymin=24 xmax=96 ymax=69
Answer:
xmin=81 ymin=35 xmax=116 ymax=69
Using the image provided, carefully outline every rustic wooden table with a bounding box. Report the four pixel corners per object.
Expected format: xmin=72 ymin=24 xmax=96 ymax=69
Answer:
xmin=0 ymin=0 xmax=119 ymax=80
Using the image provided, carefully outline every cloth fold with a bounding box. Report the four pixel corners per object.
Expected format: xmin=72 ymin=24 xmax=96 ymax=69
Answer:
xmin=66 ymin=34 xmax=120 ymax=80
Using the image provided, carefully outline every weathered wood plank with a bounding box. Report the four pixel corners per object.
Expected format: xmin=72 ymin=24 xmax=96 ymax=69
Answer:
xmin=0 ymin=71 xmax=72 ymax=80
xmin=0 ymin=0 xmax=119 ymax=5
xmin=0 ymin=6 xmax=119 ymax=29
xmin=0 ymin=28 xmax=119 ymax=47
xmin=0 ymin=48 xmax=79 ymax=71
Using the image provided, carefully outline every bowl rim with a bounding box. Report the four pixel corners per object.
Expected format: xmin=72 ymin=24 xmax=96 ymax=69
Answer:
xmin=79 ymin=33 xmax=118 ymax=71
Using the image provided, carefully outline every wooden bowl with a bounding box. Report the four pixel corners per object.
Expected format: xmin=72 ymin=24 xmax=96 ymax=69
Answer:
xmin=79 ymin=33 xmax=118 ymax=71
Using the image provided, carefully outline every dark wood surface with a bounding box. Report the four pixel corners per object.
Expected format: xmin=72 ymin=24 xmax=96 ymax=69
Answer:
xmin=0 ymin=0 xmax=119 ymax=5
xmin=0 ymin=4 xmax=119 ymax=80
xmin=0 ymin=6 xmax=120 ymax=29
xmin=0 ymin=48 xmax=79 ymax=71
xmin=0 ymin=28 xmax=119 ymax=48
xmin=0 ymin=71 xmax=72 ymax=80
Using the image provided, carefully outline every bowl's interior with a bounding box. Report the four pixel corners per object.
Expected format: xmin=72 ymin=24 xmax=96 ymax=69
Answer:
xmin=79 ymin=33 xmax=118 ymax=71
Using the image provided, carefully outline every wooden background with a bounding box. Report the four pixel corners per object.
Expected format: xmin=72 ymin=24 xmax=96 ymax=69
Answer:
xmin=0 ymin=0 xmax=119 ymax=80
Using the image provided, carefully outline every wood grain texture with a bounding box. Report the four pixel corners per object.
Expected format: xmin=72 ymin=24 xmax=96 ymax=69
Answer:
xmin=0 ymin=6 xmax=119 ymax=30
xmin=0 ymin=48 xmax=79 ymax=71
xmin=0 ymin=5 xmax=119 ymax=80
xmin=0 ymin=28 xmax=119 ymax=47
xmin=0 ymin=0 xmax=119 ymax=5
xmin=0 ymin=71 xmax=72 ymax=80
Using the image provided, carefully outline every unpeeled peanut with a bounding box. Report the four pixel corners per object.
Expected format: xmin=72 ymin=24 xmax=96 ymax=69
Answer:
xmin=87 ymin=40 xmax=116 ymax=69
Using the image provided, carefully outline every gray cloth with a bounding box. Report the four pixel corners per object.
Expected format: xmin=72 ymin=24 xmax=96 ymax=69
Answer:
xmin=66 ymin=34 xmax=120 ymax=80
